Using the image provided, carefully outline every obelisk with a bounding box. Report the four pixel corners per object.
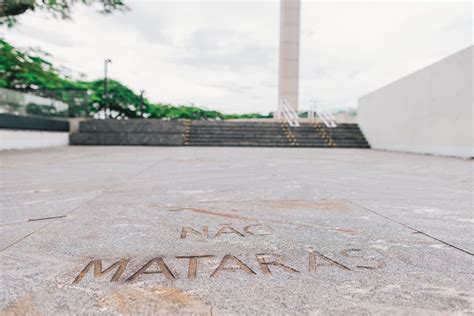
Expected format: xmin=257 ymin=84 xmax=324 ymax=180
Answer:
xmin=278 ymin=0 xmax=300 ymax=112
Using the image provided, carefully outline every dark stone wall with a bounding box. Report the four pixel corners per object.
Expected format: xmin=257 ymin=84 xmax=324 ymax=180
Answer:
xmin=0 ymin=114 xmax=69 ymax=132
xmin=78 ymin=119 xmax=185 ymax=133
xmin=70 ymin=119 xmax=184 ymax=146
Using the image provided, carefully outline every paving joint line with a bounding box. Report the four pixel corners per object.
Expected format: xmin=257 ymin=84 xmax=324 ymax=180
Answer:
xmin=345 ymin=199 xmax=473 ymax=256
xmin=0 ymin=192 xmax=103 ymax=252
xmin=28 ymin=215 xmax=67 ymax=222
xmin=0 ymin=159 xmax=162 ymax=253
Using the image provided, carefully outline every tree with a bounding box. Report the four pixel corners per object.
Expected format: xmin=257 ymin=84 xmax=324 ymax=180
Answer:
xmin=0 ymin=39 xmax=270 ymax=120
xmin=0 ymin=1 xmax=34 ymax=17
xmin=87 ymin=79 xmax=149 ymax=119
xmin=0 ymin=0 xmax=127 ymax=27
xmin=0 ymin=39 xmax=69 ymax=89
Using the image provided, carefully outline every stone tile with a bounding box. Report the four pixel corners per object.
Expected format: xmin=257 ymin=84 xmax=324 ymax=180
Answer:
xmin=0 ymin=147 xmax=472 ymax=314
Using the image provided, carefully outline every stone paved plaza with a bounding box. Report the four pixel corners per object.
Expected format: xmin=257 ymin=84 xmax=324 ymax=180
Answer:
xmin=0 ymin=147 xmax=473 ymax=315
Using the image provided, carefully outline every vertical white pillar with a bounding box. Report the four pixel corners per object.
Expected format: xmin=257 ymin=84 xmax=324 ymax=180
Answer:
xmin=278 ymin=0 xmax=300 ymax=112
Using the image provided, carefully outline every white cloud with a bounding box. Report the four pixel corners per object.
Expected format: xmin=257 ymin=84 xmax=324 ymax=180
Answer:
xmin=2 ymin=0 xmax=472 ymax=114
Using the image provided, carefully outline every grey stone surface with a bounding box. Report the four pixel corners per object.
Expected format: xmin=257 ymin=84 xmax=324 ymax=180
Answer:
xmin=0 ymin=146 xmax=472 ymax=315
xmin=70 ymin=133 xmax=184 ymax=146
xmin=79 ymin=119 xmax=185 ymax=133
xmin=71 ymin=120 xmax=185 ymax=146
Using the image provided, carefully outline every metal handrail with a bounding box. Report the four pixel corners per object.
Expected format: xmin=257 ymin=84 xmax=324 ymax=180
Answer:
xmin=278 ymin=99 xmax=300 ymax=127
xmin=308 ymin=104 xmax=337 ymax=128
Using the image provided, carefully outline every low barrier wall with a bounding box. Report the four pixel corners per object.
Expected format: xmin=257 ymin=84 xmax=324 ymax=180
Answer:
xmin=70 ymin=119 xmax=185 ymax=146
xmin=0 ymin=114 xmax=70 ymax=150
xmin=0 ymin=88 xmax=70 ymax=150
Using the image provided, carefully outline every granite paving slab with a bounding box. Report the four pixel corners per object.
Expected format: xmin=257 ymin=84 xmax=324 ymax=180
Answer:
xmin=0 ymin=147 xmax=472 ymax=315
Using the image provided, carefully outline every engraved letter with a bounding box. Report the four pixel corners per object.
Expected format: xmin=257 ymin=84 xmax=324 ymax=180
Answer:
xmin=211 ymin=255 xmax=256 ymax=277
xmin=126 ymin=257 xmax=175 ymax=282
xmin=176 ymin=255 xmax=214 ymax=279
xmin=214 ymin=225 xmax=244 ymax=238
xmin=244 ymin=224 xmax=272 ymax=236
xmin=72 ymin=259 xmax=129 ymax=284
xmin=255 ymin=253 xmax=299 ymax=274
xmin=308 ymin=247 xmax=350 ymax=272
xmin=181 ymin=226 xmax=209 ymax=239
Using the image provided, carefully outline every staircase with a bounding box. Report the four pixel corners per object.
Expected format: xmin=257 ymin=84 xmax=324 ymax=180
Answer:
xmin=70 ymin=119 xmax=370 ymax=148
xmin=184 ymin=121 xmax=369 ymax=148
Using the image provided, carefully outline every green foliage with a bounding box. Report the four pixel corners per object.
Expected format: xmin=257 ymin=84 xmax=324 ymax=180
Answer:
xmin=0 ymin=0 xmax=128 ymax=27
xmin=0 ymin=39 xmax=70 ymax=89
xmin=0 ymin=39 xmax=270 ymax=120
xmin=0 ymin=1 xmax=34 ymax=16
xmin=334 ymin=107 xmax=356 ymax=116
xmin=85 ymin=79 xmax=141 ymax=119
xmin=148 ymin=103 xmax=224 ymax=120
xmin=223 ymin=112 xmax=272 ymax=119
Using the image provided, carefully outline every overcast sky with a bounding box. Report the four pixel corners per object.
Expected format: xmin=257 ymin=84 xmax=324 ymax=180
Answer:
xmin=2 ymin=0 xmax=472 ymax=114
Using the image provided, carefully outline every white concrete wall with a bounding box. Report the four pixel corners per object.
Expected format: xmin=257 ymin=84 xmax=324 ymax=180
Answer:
xmin=358 ymin=46 xmax=473 ymax=158
xmin=0 ymin=130 xmax=69 ymax=150
xmin=278 ymin=0 xmax=300 ymax=111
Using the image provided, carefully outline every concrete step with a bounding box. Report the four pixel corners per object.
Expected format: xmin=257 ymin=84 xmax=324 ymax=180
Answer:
xmin=186 ymin=142 xmax=369 ymax=148
xmin=187 ymin=140 xmax=291 ymax=144
xmin=189 ymin=132 xmax=366 ymax=138
xmin=187 ymin=139 xmax=369 ymax=145
xmin=188 ymin=134 xmax=367 ymax=141
xmin=188 ymin=137 xmax=291 ymax=141
xmin=191 ymin=122 xmax=361 ymax=126
xmin=189 ymin=126 xmax=362 ymax=132
xmin=186 ymin=143 xmax=297 ymax=147
xmin=189 ymin=129 xmax=364 ymax=136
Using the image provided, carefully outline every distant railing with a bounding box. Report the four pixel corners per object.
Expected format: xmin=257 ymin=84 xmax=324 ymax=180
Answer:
xmin=0 ymin=87 xmax=69 ymax=118
xmin=308 ymin=104 xmax=337 ymax=128
xmin=17 ymin=88 xmax=90 ymax=118
xmin=277 ymin=99 xmax=300 ymax=127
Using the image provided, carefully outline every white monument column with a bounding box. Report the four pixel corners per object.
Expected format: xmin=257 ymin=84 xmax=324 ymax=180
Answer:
xmin=278 ymin=0 xmax=300 ymax=112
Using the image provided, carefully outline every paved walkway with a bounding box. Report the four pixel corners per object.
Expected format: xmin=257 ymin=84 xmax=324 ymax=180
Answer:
xmin=0 ymin=147 xmax=472 ymax=314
